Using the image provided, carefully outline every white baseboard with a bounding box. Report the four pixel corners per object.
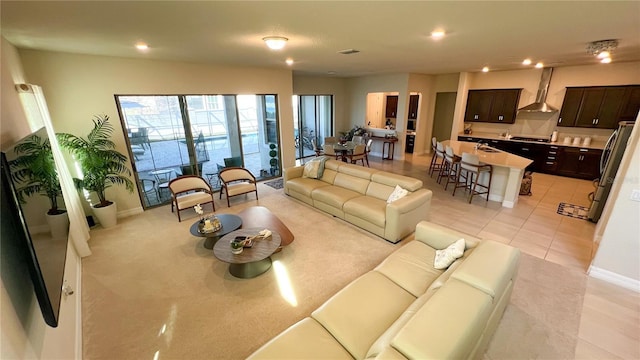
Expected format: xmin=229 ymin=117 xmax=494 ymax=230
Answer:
xmin=588 ymin=266 xmax=640 ymax=293
xmin=117 ymin=206 xmax=144 ymax=218
xmin=75 ymin=258 xmax=82 ymax=359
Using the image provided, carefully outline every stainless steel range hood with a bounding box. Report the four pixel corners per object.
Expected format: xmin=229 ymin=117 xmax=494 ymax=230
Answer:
xmin=518 ymin=68 xmax=558 ymax=113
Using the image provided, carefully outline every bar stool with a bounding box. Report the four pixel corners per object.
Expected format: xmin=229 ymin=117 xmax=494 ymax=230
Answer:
xmin=441 ymin=145 xmax=464 ymax=191
xmin=429 ymin=139 xmax=446 ymax=179
xmin=455 ymin=152 xmax=493 ymax=203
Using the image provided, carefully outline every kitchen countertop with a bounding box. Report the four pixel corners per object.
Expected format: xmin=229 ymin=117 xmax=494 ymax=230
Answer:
xmin=442 ymin=140 xmax=533 ymax=170
xmin=457 ymin=132 xmax=606 ymax=150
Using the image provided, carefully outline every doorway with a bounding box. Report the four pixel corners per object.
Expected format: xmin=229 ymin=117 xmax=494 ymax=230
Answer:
xmin=432 ymin=92 xmax=457 ymax=143
xmin=293 ymin=95 xmax=333 ymax=161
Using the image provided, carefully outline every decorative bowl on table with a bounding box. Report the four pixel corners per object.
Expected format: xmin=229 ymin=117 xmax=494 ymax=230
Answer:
xmin=198 ymin=215 xmax=222 ymax=234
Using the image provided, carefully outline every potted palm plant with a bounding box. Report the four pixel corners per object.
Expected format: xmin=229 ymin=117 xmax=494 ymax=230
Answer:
xmin=57 ymin=114 xmax=134 ymax=228
xmin=9 ymin=131 xmax=69 ymax=239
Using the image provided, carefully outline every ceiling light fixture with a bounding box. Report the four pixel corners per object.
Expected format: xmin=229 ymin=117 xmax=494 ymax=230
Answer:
xmin=587 ymin=39 xmax=618 ymax=58
xmin=285 ymin=58 xmax=294 ymax=66
xmin=522 ymin=59 xmax=532 ymax=65
xmin=535 ymin=62 xmax=544 ymax=68
xmin=263 ymin=36 xmax=288 ymax=50
xmin=135 ymin=43 xmax=149 ymax=51
xmin=601 ymin=57 xmax=612 ymax=64
xmin=431 ymin=30 xmax=445 ymax=39
xmin=482 ymin=66 xmax=489 ymax=73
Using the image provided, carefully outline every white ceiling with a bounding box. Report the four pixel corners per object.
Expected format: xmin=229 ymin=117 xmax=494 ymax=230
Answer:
xmin=2 ymin=1 xmax=639 ymax=77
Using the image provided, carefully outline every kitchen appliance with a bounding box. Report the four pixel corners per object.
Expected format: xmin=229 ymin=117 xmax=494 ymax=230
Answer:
xmin=588 ymin=121 xmax=635 ymax=222
xmin=518 ymin=68 xmax=559 ymax=113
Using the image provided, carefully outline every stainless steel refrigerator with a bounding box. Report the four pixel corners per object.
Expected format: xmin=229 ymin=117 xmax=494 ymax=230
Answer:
xmin=588 ymin=121 xmax=635 ymax=222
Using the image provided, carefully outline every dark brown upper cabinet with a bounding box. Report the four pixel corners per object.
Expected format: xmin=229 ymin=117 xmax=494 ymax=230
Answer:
xmin=558 ymin=85 xmax=639 ymax=128
xmin=463 ymin=89 xmax=522 ymax=124
xmin=408 ymin=95 xmax=419 ymax=119
xmin=385 ymin=95 xmax=398 ymax=118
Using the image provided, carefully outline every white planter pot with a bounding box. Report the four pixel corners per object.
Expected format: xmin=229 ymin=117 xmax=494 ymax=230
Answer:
xmin=46 ymin=212 xmax=69 ymax=239
xmin=93 ymin=201 xmax=117 ymax=228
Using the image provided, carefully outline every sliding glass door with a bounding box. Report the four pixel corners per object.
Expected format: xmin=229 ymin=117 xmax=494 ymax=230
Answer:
xmin=293 ymin=95 xmax=333 ymax=161
xmin=117 ymin=94 xmax=280 ymax=209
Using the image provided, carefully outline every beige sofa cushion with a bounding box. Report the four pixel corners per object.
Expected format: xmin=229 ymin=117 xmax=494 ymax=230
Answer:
xmin=451 ymin=240 xmax=520 ymax=299
xmin=371 ymin=172 xmax=423 ymax=192
xmin=343 ymin=196 xmax=386 ymax=228
xmin=333 ymin=172 xmax=370 ymax=194
xmin=374 ymin=240 xmax=443 ymax=297
xmin=391 ymin=279 xmax=493 ymax=359
xmin=366 ymin=181 xmax=396 ymax=201
xmin=247 ymin=318 xmax=352 ymax=360
xmin=312 ymin=271 xmax=415 ymax=359
xmin=312 ymin=185 xmax=361 ymax=209
xmin=286 ymin=177 xmax=330 ymax=197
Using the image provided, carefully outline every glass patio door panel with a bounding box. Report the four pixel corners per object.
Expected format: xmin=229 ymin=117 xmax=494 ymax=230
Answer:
xmin=294 ymin=95 xmax=334 ymax=160
xmin=118 ymin=95 xmax=190 ymax=208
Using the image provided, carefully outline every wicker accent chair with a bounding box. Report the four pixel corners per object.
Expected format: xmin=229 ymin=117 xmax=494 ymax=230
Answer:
xmin=168 ymin=175 xmax=215 ymax=221
xmin=219 ymin=167 xmax=259 ymax=207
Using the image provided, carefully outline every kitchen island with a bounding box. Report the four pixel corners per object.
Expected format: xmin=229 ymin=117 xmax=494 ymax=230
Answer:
xmin=442 ymin=140 xmax=533 ymax=208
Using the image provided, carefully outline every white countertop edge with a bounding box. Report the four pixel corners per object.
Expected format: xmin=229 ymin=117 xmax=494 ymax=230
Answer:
xmin=457 ymin=132 xmax=606 ymax=150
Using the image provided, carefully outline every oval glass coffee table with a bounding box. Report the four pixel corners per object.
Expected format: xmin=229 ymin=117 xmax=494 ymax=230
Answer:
xmin=189 ymin=214 xmax=242 ymax=249
xmin=213 ymin=228 xmax=281 ymax=279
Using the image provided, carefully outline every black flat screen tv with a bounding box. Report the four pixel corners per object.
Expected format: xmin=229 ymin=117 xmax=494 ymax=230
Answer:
xmin=1 ymin=127 xmax=69 ymax=327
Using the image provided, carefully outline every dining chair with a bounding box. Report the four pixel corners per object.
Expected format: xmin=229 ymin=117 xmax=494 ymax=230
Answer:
xmin=364 ymin=138 xmax=373 ymax=167
xmin=352 ymin=135 xmax=364 ymax=145
xmin=311 ymin=138 xmax=324 ymax=156
xmin=324 ymin=136 xmax=338 ymax=145
xmin=455 ymin=153 xmax=493 ymax=203
xmin=348 ymin=144 xmax=367 ymax=166
xmin=218 ymin=167 xmax=258 ymax=207
xmin=323 ymin=144 xmax=339 ymax=160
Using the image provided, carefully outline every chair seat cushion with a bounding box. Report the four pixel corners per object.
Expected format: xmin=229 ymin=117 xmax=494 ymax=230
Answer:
xmin=226 ymin=182 xmax=256 ymax=196
xmin=343 ymin=196 xmax=386 ymax=227
xmin=176 ymin=192 xmax=213 ymax=210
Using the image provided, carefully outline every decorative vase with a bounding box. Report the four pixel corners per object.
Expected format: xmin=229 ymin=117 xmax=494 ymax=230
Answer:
xmin=231 ymin=239 xmax=244 ymax=254
xmin=93 ymin=201 xmax=117 ymax=228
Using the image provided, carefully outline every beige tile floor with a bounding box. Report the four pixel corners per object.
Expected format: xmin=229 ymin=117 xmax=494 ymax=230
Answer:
xmin=360 ymin=152 xmax=639 ymax=359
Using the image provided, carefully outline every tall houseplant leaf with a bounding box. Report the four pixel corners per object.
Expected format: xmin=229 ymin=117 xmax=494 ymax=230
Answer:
xmin=57 ymin=114 xmax=133 ymax=208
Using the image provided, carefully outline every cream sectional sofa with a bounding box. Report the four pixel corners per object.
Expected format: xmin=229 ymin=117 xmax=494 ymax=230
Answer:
xmin=248 ymin=221 xmax=521 ymax=360
xmin=284 ymin=159 xmax=432 ymax=243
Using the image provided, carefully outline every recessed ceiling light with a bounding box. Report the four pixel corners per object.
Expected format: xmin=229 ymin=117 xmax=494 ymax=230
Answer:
xmin=285 ymin=58 xmax=294 ymax=66
xmin=135 ymin=43 xmax=149 ymax=51
xmin=431 ymin=30 xmax=445 ymax=39
xmin=327 ymin=71 xmax=337 ymax=75
xmin=601 ymin=57 xmax=612 ymax=64
xmin=535 ymin=62 xmax=544 ymax=68
xmin=482 ymin=66 xmax=489 ymax=72
xmin=522 ymin=59 xmax=532 ymax=65
xmin=597 ymin=51 xmax=610 ymax=59
xmin=263 ymin=36 xmax=288 ymax=50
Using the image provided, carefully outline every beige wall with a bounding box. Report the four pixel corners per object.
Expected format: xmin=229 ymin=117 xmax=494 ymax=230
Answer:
xmin=1 ymin=38 xmax=81 ymax=360
xmin=19 ymin=49 xmax=296 ymax=215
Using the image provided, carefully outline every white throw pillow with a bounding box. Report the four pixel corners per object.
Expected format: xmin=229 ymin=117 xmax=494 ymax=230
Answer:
xmin=434 ymin=238 xmax=466 ymax=269
xmin=302 ymin=157 xmax=327 ymax=179
xmin=387 ymin=185 xmax=409 ymax=204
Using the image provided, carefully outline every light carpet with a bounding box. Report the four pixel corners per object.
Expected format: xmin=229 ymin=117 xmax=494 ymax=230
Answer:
xmin=82 ymin=183 xmax=587 ymax=359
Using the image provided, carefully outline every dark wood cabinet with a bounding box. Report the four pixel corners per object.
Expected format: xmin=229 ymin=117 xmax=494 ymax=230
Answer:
xmin=408 ymin=95 xmax=419 ymax=119
xmin=541 ymin=145 xmax=561 ymax=174
xmin=405 ymin=134 xmax=415 ymax=153
xmin=464 ymin=89 xmax=521 ymax=124
xmin=556 ymin=147 xmax=602 ymax=180
xmin=558 ymin=85 xmax=639 ymax=128
xmin=508 ymin=142 xmax=546 ymax=172
xmin=557 ymin=88 xmax=584 ymax=127
xmin=385 ymin=95 xmax=398 ymax=118
xmin=619 ymin=86 xmax=640 ymax=121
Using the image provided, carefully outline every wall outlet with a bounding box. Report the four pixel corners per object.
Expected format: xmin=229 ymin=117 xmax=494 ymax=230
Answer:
xmin=631 ymin=189 xmax=640 ymax=202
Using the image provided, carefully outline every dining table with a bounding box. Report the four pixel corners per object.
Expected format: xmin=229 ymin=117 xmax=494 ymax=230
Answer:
xmin=441 ymin=140 xmax=533 ymax=208
xmin=332 ymin=142 xmax=356 ymax=162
